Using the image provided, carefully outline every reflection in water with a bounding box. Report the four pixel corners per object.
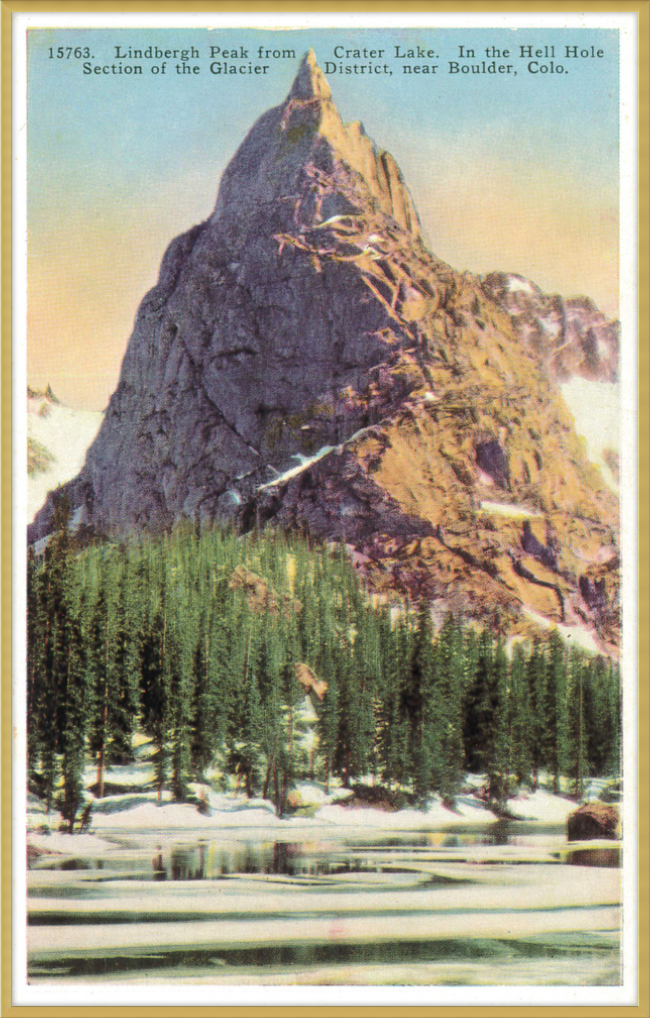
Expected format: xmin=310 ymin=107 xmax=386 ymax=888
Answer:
xmin=28 ymin=931 xmax=620 ymax=982
xmin=148 ymin=840 xmax=355 ymax=881
xmin=27 ymin=828 xmax=622 ymax=986
xmin=567 ymin=846 xmax=621 ymax=868
xmin=32 ymin=826 xmax=597 ymax=882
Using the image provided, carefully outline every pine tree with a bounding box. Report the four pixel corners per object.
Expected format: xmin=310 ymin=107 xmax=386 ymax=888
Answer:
xmin=435 ymin=613 xmax=465 ymax=805
xmin=377 ymin=615 xmax=410 ymax=790
xmin=60 ymin=611 xmax=88 ymax=832
xmin=275 ymin=654 xmax=302 ymax=812
xmin=488 ymin=637 xmax=510 ymax=809
xmin=463 ymin=627 xmax=494 ymax=775
xmin=584 ymin=655 xmax=621 ymax=777
xmin=170 ymin=634 xmax=193 ymax=802
xmin=606 ymin=660 xmax=622 ymax=778
xmin=26 ymin=552 xmax=45 ymax=781
xmin=88 ymin=581 xmax=111 ymax=798
xmin=257 ymin=603 xmax=284 ymax=799
xmin=509 ymin=642 xmax=531 ymax=787
xmin=566 ymin=648 xmax=587 ymax=799
xmin=107 ymin=573 xmax=139 ymax=765
xmin=317 ymin=664 xmax=339 ymax=795
xmin=239 ymin=669 xmax=263 ymax=799
xmin=405 ymin=600 xmax=438 ymax=801
xmin=544 ymin=630 xmax=568 ymax=793
xmin=189 ymin=622 xmax=214 ymax=779
xmin=37 ymin=494 xmax=74 ymax=812
xmin=139 ymin=602 xmax=171 ymax=802
xmin=525 ymin=640 xmax=546 ymax=790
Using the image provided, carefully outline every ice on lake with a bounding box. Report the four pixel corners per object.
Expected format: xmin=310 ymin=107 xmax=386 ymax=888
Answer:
xmin=27 ymin=823 xmax=621 ymax=986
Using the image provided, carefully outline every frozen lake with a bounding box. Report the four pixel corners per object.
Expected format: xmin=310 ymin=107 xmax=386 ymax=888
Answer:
xmin=27 ymin=824 xmax=621 ymax=986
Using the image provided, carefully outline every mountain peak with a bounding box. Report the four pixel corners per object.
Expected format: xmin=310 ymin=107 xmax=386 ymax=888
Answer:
xmin=213 ymin=52 xmax=421 ymax=238
xmin=287 ymin=49 xmax=332 ymax=102
xmin=29 ymin=53 xmax=619 ymax=652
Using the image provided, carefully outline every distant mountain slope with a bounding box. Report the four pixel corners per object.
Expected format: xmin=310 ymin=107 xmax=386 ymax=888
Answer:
xmin=27 ymin=387 xmax=103 ymax=524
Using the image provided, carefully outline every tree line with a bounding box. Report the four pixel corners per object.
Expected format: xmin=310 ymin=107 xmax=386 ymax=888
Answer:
xmin=27 ymin=503 xmax=621 ymax=830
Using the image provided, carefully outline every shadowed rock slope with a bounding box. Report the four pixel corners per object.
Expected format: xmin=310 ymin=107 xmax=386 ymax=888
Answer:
xmin=30 ymin=51 xmax=620 ymax=651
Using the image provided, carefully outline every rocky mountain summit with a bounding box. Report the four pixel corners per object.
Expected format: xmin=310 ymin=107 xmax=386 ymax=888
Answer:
xmin=30 ymin=51 xmax=620 ymax=651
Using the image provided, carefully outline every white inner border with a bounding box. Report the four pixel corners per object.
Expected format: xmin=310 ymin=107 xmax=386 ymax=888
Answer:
xmin=12 ymin=8 xmax=639 ymax=1009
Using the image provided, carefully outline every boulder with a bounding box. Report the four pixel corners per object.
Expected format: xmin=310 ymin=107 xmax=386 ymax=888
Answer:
xmin=567 ymin=801 xmax=619 ymax=841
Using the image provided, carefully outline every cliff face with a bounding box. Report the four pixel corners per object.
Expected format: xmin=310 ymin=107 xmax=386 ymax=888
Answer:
xmin=30 ymin=51 xmax=620 ymax=651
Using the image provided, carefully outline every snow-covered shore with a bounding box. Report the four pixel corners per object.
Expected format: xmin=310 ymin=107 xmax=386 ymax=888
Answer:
xmin=27 ymin=776 xmax=615 ymax=853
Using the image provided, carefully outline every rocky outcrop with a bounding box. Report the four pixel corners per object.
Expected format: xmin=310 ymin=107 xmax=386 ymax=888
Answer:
xmin=481 ymin=272 xmax=619 ymax=383
xmin=567 ymin=802 xmax=620 ymax=841
xmin=29 ymin=52 xmax=620 ymax=649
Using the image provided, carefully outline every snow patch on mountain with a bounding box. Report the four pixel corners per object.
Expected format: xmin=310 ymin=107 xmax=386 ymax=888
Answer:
xmin=479 ymin=501 xmax=542 ymax=519
xmin=560 ymin=378 xmax=620 ymax=493
xmin=27 ymin=392 xmax=103 ymax=523
xmin=523 ymin=607 xmax=602 ymax=655
xmin=259 ymin=446 xmax=336 ymax=490
xmin=507 ymin=275 xmax=536 ymax=294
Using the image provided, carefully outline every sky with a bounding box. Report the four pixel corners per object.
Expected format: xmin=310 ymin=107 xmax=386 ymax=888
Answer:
xmin=25 ymin=24 xmax=620 ymax=410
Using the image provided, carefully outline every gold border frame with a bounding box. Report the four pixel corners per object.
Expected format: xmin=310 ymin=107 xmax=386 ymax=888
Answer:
xmin=2 ymin=2 xmax=648 ymax=1015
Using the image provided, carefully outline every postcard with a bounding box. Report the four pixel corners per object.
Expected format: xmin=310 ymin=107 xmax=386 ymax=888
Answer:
xmin=10 ymin=7 xmax=641 ymax=1009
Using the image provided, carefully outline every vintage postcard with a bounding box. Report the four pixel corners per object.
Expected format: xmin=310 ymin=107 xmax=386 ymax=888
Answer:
xmin=10 ymin=6 xmax=641 ymax=1009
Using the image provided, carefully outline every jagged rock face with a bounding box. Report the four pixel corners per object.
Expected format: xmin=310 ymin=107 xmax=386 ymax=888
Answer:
xmin=30 ymin=52 xmax=620 ymax=650
xmin=481 ymin=272 xmax=619 ymax=383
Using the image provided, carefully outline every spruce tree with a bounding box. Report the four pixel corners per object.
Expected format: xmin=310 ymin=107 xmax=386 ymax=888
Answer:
xmin=544 ymin=630 xmax=568 ymax=793
xmin=488 ymin=637 xmax=510 ymax=809
xmin=60 ymin=611 xmax=88 ymax=832
xmin=239 ymin=669 xmax=263 ymax=798
xmin=170 ymin=634 xmax=193 ymax=802
xmin=107 ymin=574 xmax=139 ymax=765
xmin=377 ymin=615 xmax=410 ymax=790
xmin=38 ymin=494 xmax=74 ymax=812
xmin=88 ymin=581 xmax=111 ymax=797
xmin=463 ymin=627 xmax=494 ymax=775
xmin=566 ymin=648 xmax=587 ymax=799
xmin=525 ymin=640 xmax=546 ymax=789
xmin=189 ymin=622 xmax=214 ymax=780
xmin=139 ymin=601 xmax=171 ymax=802
xmin=26 ymin=553 xmax=45 ymax=782
xmin=405 ymin=600 xmax=438 ymax=801
xmin=317 ymin=663 xmax=339 ymax=795
xmin=435 ymin=613 xmax=465 ymax=805
xmin=509 ymin=642 xmax=532 ymax=787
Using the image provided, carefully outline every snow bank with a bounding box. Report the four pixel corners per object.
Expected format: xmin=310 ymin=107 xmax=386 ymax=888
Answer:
xmin=88 ymin=793 xmax=319 ymax=832
xmin=26 ymin=788 xmax=588 ymax=843
xmin=507 ymin=789 xmax=578 ymax=824
xmin=317 ymin=794 xmax=496 ymax=831
xmin=28 ymin=832 xmax=118 ymax=856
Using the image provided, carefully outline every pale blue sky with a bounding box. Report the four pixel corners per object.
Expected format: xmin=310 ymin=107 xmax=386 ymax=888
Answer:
xmin=26 ymin=26 xmax=620 ymax=407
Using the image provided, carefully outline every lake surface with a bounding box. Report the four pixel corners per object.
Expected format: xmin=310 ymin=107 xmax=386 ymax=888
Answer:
xmin=27 ymin=824 xmax=621 ymax=986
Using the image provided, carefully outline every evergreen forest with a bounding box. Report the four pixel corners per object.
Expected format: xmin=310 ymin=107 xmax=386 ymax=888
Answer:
xmin=27 ymin=503 xmax=622 ymax=832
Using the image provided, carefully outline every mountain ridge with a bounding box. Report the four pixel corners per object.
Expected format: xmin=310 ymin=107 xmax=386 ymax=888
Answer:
xmin=29 ymin=52 xmax=620 ymax=652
